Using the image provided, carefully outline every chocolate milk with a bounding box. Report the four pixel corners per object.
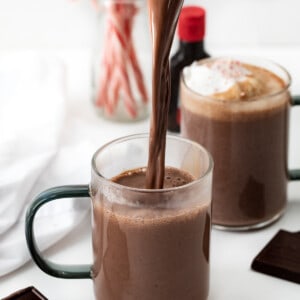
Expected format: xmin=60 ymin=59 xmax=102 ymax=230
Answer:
xmin=145 ymin=0 xmax=184 ymax=188
xmin=92 ymin=2 xmax=211 ymax=299
xmin=92 ymin=167 xmax=210 ymax=300
xmin=181 ymin=61 xmax=290 ymax=227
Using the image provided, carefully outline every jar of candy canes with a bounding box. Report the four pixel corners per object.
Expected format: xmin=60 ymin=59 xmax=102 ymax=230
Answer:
xmin=92 ymin=0 xmax=150 ymax=122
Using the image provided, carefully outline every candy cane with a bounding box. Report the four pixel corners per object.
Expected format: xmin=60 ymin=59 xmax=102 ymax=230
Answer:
xmin=95 ymin=1 xmax=148 ymax=118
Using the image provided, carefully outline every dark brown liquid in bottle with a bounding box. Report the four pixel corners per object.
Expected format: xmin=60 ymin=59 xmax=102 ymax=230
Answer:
xmin=169 ymin=41 xmax=209 ymax=132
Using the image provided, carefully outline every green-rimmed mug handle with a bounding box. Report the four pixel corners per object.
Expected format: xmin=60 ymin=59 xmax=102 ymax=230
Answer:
xmin=25 ymin=185 xmax=92 ymax=279
xmin=289 ymin=96 xmax=300 ymax=180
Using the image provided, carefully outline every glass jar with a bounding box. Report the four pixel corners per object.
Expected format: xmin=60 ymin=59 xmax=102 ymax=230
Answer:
xmin=92 ymin=0 xmax=151 ymax=122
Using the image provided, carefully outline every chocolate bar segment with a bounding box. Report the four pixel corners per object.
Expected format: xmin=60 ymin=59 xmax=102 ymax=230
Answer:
xmin=251 ymin=230 xmax=300 ymax=284
xmin=2 ymin=286 xmax=47 ymax=300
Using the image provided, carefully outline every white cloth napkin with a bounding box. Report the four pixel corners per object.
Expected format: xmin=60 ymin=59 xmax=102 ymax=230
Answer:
xmin=0 ymin=52 xmax=91 ymax=276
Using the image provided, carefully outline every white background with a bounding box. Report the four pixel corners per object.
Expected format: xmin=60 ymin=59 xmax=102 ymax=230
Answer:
xmin=1 ymin=0 xmax=300 ymax=50
xmin=0 ymin=0 xmax=300 ymax=299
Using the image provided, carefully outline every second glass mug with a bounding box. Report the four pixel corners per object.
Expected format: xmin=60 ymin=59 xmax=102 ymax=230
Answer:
xmin=180 ymin=57 xmax=300 ymax=230
xmin=25 ymin=134 xmax=213 ymax=300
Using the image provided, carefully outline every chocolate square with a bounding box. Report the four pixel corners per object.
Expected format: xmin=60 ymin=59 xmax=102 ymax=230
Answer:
xmin=251 ymin=230 xmax=300 ymax=284
xmin=2 ymin=286 xmax=47 ymax=300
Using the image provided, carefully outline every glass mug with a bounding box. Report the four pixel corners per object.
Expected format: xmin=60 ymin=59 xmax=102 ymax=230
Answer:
xmin=180 ymin=57 xmax=300 ymax=231
xmin=26 ymin=134 xmax=213 ymax=300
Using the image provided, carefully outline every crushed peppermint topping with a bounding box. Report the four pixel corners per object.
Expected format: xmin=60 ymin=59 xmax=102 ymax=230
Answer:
xmin=210 ymin=59 xmax=250 ymax=80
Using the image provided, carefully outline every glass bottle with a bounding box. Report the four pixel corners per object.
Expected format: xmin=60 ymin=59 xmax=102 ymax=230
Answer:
xmin=92 ymin=0 xmax=150 ymax=122
xmin=168 ymin=6 xmax=210 ymax=132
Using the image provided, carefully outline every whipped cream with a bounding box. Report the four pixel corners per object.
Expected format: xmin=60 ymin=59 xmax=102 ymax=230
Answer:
xmin=183 ymin=59 xmax=262 ymax=100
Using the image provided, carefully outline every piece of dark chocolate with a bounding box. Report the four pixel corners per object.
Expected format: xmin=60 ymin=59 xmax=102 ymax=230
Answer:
xmin=1 ymin=286 xmax=47 ymax=300
xmin=251 ymin=230 xmax=300 ymax=284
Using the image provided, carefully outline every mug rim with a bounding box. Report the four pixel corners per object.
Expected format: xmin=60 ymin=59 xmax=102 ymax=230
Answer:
xmin=91 ymin=133 xmax=214 ymax=193
xmin=181 ymin=56 xmax=292 ymax=104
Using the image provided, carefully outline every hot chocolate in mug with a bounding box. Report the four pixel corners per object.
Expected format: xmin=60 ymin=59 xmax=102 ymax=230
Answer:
xmin=26 ymin=134 xmax=213 ymax=300
xmin=180 ymin=57 xmax=300 ymax=230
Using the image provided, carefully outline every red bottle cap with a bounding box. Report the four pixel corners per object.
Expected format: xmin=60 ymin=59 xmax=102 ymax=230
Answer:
xmin=178 ymin=6 xmax=206 ymax=42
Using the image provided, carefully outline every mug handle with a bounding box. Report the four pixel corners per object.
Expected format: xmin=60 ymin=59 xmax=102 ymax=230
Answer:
xmin=25 ymin=185 xmax=92 ymax=279
xmin=289 ymin=96 xmax=300 ymax=180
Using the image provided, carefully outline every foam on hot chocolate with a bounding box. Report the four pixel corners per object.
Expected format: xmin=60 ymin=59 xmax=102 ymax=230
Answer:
xmin=183 ymin=59 xmax=254 ymax=99
xmin=181 ymin=59 xmax=289 ymax=121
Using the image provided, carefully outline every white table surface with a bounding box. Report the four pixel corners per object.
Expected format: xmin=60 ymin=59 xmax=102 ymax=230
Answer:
xmin=0 ymin=47 xmax=300 ymax=299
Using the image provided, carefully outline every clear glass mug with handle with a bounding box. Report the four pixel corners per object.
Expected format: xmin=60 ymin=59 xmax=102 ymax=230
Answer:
xmin=26 ymin=134 xmax=213 ymax=300
xmin=180 ymin=57 xmax=300 ymax=230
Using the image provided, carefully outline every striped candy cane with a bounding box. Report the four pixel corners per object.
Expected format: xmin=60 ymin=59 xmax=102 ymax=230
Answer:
xmin=95 ymin=0 xmax=148 ymax=118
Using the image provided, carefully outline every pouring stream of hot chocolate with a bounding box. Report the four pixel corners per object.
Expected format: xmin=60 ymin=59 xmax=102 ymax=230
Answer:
xmin=145 ymin=0 xmax=184 ymax=189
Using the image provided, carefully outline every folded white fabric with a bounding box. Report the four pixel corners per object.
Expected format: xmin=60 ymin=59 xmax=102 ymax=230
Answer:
xmin=0 ymin=52 xmax=91 ymax=276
